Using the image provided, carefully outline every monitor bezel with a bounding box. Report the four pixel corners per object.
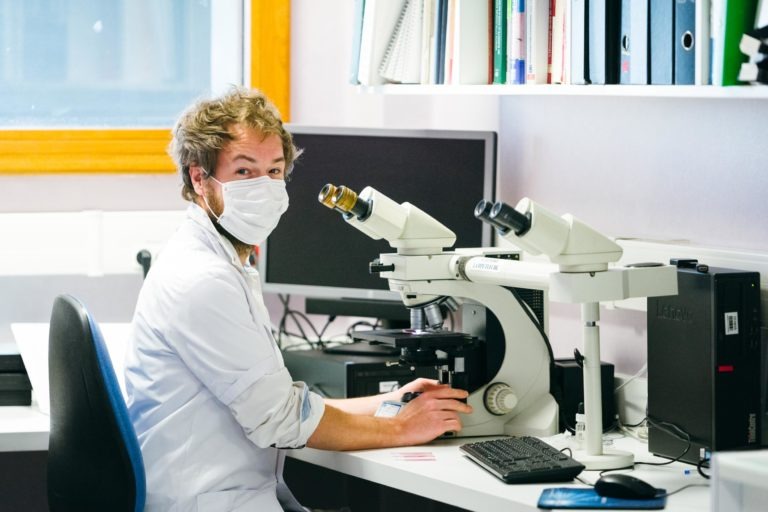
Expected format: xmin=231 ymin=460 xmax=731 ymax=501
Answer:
xmin=259 ymin=124 xmax=497 ymax=301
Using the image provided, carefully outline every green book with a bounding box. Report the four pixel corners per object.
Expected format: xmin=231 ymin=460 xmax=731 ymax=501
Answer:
xmin=720 ymin=0 xmax=759 ymax=85
xmin=493 ymin=0 xmax=508 ymax=84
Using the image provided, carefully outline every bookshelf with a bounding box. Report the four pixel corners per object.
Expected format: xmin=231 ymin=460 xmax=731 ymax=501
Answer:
xmin=361 ymin=84 xmax=768 ymax=99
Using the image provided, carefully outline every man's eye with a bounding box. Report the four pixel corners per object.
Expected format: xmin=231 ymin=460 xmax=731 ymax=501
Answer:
xmin=269 ymin=168 xmax=283 ymax=175
xmin=236 ymin=168 xmax=250 ymax=175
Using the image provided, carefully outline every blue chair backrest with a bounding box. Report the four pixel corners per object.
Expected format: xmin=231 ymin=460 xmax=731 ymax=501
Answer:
xmin=47 ymin=294 xmax=146 ymax=512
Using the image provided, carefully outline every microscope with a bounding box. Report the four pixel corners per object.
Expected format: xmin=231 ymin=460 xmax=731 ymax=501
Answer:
xmin=319 ymin=185 xmax=677 ymax=469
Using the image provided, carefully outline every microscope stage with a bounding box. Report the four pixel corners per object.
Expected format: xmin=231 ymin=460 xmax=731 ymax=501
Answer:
xmin=352 ymin=329 xmax=474 ymax=350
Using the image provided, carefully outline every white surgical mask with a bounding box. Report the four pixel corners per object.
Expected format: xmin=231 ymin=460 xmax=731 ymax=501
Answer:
xmin=203 ymin=174 xmax=289 ymax=245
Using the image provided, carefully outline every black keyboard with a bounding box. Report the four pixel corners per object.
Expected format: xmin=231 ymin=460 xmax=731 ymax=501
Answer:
xmin=459 ymin=436 xmax=585 ymax=484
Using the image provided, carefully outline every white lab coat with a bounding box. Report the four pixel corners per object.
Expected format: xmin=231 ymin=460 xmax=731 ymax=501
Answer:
xmin=125 ymin=204 xmax=325 ymax=512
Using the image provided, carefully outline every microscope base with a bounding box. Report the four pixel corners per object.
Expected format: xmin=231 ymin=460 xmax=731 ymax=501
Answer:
xmin=571 ymin=448 xmax=634 ymax=471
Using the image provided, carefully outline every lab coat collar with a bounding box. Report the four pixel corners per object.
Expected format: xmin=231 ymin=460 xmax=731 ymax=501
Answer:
xmin=186 ymin=203 xmax=244 ymax=269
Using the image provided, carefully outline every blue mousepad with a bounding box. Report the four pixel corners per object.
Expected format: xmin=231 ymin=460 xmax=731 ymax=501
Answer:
xmin=538 ymin=487 xmax=667 ymax=509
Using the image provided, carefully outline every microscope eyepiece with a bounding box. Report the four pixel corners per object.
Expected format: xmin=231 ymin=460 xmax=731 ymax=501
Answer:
xmin=474 ymin=199 xmax=511 ymax=233
xmin=318 ymin=184 xmax=338 ymax=209
xmin=318 ymin=184 xmax=372 ymax=219
xmin=489 ymin=201 xmax=532 ymax=236
xmin=474 ymin=199 xmax=493 ymax=219
xmin=331 ymin=186 xmax=355 ymax=211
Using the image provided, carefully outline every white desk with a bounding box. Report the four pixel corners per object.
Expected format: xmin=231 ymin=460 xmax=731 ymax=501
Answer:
xmin=1 ymin=405 xmax=710 ymax=510
xmin=287 ymin=436 xmax=710 ymax=512
xmin=0 ymin=406 xmax=49 ymax=452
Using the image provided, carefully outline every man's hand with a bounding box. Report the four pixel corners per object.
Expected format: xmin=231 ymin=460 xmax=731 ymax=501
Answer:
xmin=391 ymin=385 xmax=472 ymax=445
xmin=308 ymin=384 xmax=472 ymax=450
xmin=394 ymin=377 xmax=445 ymax=398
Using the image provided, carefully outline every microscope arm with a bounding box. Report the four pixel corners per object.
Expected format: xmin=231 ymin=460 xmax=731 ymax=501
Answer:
xmin=451 ymin=255 xmax=678 ymax=303
xmin=319 ymin=184 xmax=455 ymax=255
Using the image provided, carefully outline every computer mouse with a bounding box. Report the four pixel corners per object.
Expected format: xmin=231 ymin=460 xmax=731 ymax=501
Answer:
xmin=594 ymin=473 xmax=659 ymax=500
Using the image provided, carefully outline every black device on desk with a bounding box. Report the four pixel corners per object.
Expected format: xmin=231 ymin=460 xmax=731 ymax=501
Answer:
xmin=459 ymin=436 xmax=585 ymax=484
xmin=594 ymin=474 xmax=659 ymax=500
xmin=647 ymin=259 xmax=762 ymax=464
xmin=282 ymin=347 xmax=437 ymax=398
xmin=0 ymin=354 xmax=32 ymax=406
xmin=553 ymin=358 xmax=615 ymax=432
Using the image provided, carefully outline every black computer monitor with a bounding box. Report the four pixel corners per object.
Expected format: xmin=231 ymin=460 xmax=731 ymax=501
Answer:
xmin=259 ymin=126 xmax=497 ymax=317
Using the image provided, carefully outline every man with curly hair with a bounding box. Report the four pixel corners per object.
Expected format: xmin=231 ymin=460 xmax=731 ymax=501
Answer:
xmin=125 ymin=87 xmax=471 ymax=511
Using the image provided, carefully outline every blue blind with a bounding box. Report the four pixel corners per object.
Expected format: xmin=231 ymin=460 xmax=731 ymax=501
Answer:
xmin=0 ymin=0 xmax=213 ymax=127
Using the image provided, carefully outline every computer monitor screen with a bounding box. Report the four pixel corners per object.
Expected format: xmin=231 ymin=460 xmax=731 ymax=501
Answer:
xmin=260 ymin=126 xmax=497 ymax=301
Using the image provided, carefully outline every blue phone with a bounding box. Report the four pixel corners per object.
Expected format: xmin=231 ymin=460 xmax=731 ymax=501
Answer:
xmin=537 ymin=488 xmax=667 ymax=510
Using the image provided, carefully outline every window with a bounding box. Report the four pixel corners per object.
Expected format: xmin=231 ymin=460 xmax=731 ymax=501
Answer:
xmin=0 ymin=0 xmax=289 ymax=173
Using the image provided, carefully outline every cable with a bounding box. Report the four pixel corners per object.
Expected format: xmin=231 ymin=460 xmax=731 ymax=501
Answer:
xmin=613 ymin=362 xmax=647 ymax=394
xmin=507 ymin=287 xmax=555 ymax=366
xmin=622 ymin=416 xmax=647 ymax=429
xmin=696 ymin=457 xmax=710 ymax=479
xmin=317 ymin=315 xmax=337 ymax=341
xmin=659 ymin=483 xmax=710 ymax=498
xmin=634 ymin=417 xmax=691 ymax=467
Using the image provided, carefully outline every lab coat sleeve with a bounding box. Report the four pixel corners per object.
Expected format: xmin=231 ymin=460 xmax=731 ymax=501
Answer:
xmin=164 ymin=264 xmax=324 ymax=449
xmin=229 ymin=370 xmax=325 ymax=449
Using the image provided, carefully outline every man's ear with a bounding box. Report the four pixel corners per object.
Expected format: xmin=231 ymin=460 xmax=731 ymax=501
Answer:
xmin=189 ymin=165 xmax=206 ymax=196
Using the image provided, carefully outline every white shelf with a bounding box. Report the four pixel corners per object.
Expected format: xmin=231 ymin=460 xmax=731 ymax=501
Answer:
xmin=360 ymin=84 xmax=768 ymax=99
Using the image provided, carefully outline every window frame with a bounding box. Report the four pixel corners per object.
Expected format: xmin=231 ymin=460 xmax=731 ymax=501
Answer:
xmin=0 ymin=0 xmax=290 ymax=175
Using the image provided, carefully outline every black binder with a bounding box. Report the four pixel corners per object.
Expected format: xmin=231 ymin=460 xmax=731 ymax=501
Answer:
xmin=587 ymin=0 xmax=621 ymax=84
xmin=650 ymin=0 xmax=674 ymax=84
xmin=674 ymin=0 xmax=696 ymax=84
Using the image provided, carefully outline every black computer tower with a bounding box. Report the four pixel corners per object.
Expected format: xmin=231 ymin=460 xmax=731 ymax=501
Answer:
xmin=647 ymin=261 xmax=762 ymax=464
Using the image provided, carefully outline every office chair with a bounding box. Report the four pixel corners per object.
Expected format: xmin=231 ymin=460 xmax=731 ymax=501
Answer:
xmin=47 ymin=294 xmax=146 ymax=512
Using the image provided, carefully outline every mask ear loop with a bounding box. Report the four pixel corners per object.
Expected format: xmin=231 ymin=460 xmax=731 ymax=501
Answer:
xmin=200 ymin=168 xmax=222 ymax=221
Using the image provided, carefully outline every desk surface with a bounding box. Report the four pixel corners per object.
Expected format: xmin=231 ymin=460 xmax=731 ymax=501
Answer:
xmin=1 ymin=406 xmax=710 ymax=511
xmin=0 ymin=406 xmax=49 ymax=453
xmin=287 ymin=435 xmax=711 ymax=512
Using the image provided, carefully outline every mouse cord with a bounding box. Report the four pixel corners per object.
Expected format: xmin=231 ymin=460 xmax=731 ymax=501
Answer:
xmin=658 ymin=483 xmax=710 ymax=498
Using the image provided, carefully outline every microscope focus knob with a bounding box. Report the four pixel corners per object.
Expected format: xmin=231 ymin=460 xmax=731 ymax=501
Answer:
xmin=484 ymin=382 xmax=518 ymax=415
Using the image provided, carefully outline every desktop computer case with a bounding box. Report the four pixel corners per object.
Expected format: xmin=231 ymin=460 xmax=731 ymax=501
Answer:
xmin=647 ymin=264 xmax=762 ymax=464
xmin=282 ymin=349 xmax=436 ymax=399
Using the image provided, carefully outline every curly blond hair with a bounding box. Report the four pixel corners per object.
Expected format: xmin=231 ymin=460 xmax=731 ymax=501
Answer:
xmin=169 ymin=86 xmax=300 ymax=201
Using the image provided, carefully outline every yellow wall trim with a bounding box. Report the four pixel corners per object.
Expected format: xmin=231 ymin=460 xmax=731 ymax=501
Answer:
xmin=0 ymin=129 xmax=174 ymax=174
xmin=250 ymin=0 xmax=291 ymax=121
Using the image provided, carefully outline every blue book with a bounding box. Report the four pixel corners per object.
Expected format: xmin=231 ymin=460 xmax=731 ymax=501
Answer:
xmin=630 ymin=0 xmax=650 ymax=84
xmin=674 ymin=0 xmax=696 ymax=84
xmin=650 ymin=0 xmax=674 ymax=84
xmin=619 ymin=0 xmax=631 ymax=84
xmin=436 ymin=0 xmax=448 ymax=84
xmin=538 ymin=487 xmax=667 ymax=510
xmin=511 ymin=0 xmax=526 ymax=84
xmin=349 ymin=0 xmax=366 ymax=85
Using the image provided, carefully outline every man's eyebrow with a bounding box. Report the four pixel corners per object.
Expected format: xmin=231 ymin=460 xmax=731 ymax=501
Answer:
xmin=233 ymin=154 xmax=257 ymax=163
xmin=233 ymin=154 xmax=285 ymax=164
